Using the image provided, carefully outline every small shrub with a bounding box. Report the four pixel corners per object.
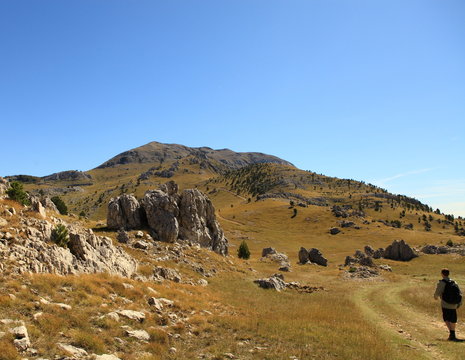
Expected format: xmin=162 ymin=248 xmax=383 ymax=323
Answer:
xmin=237 ymin=240 xmax=250 ymax=260
xmin=51 ymin=224 xmax=69 ymax=247
xmin=446 ymin=239 xmax=454 ymax=247
xmin=6 ymin=181 xmax=30 ymax=206
xmin=79 ymin=211 xmax=86 ymax=217
xmin=51 ymin=196 xmax=68 ymax=215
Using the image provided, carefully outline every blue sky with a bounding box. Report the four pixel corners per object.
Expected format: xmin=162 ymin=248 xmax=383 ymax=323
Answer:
xmin=1 ymin=0 xmax=464 ymax=216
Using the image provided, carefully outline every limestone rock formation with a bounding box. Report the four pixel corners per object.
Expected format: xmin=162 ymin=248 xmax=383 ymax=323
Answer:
xmin=107 ymin=194 xmax=143 ymax=230
xmin=383 ymin=239 xmax=418 ymax=261
xmin=261 ymin=247 xmax=290 ymax=270
xmin=40 ymin=197 xmax=59 ymax=213
xmin=0 ymin=177 xmax=9 ymax=198
xmin=109 ymin=181 xmax=228 ymax=255
xmin=0 ymin=215 xmax=137 ymax=277
xmin=254 ymin=274 xmax=287 ymax=291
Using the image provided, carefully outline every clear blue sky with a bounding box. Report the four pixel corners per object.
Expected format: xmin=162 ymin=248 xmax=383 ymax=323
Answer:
xmin=1 ymin=0 xmax=464 ymax=217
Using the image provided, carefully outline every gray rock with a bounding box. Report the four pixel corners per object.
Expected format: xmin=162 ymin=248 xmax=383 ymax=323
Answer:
xmin=308 ymin=248 xmax=328 ymax=266
xmin=254 ymin=274 xmax=286 ymax=291
xmin=0 ymin=217 xmax=7 ymax=227
xmin=94 ymin=355 xmax=121 ymax=360
xmin=364 ymin=245 xmax=375 ymax=257
xmin=41 ymin=197 xmax=59 ymax=213
xmin=116 ymin=310 xmax=145 ymax=322
xmin=57 ymin=343 xmax=88 ymax=357
xmin=133 ymin=240 xmax=150 ymax=250
xmin=107 ymin=194 xmax=142 ymax=230
xmin=10 ymin=325 xmax=31 ymax=351
xmin=125 ymin=329 xmax=150 ymax=341
xmin=422 ymin=245 xmax=439 ymax=254
xmin=383 ymin=240 xmax=418 ymax=261
xmin=147 ymin=297 xmax=164 ymax=311
xmin=340 ymin=220 xmax=355 ymax=228
xmin=142 ymin=190 xmax=179 ymax=243
xmin=117 ymin=229 xmax=130 ymax=244
xmin=153 ymin=266 xmax=182 ymax=283
xmin=31 ymin=197 xmax=46 ymax=219
xmin=330 ymin=227 xmax=341 ymax=235
xmin=261 ymin=247 xmax=277 ymax=257
xmin=344 ymin=256 xmax=356 ymax=266
xmin=359 ymin=255 xmax=374 ymax=267
xmin=298 ymin=247 xmax=309 ymax=264
xmin=373 ymin=248 xmax=385 ymax=259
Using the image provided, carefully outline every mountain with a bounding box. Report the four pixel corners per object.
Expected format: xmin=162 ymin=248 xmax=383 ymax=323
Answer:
xmin=96 ymin=141 xmax=294 ymax=170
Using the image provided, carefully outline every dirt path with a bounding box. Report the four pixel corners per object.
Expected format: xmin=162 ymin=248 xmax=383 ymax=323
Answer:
xmin=354 ymin=281 xmax=460 ymax=360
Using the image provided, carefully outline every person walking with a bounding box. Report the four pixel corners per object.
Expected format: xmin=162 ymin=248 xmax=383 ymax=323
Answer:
xmin=434 ymin=268 xmax=462 ymax=341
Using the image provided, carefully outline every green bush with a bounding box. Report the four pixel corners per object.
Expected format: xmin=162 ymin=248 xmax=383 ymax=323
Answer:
xmin=446 ymin=239 xmax=454 ymax=247
xmin=6 ymin=181 xmax=30 ymax=206
xmin=51 ymin=224 xmax=69 ymax=248
xmin=237 ymin=240 xmax=250 ymax=260
xmin=51 ymin=196 xmax=68 ymax=215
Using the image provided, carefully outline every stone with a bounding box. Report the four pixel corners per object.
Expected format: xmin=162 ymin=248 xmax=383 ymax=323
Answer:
xmin=30 ymin=197 xmax=47 ymax=219
xmin=298 ymin=247 xmax=309 ymax=264
xmin=157 ymin=298 xmax=174 ymax=307
xmin=364 ymin=245 xmax=375 ymax=257
xmin=57 ymin=343 xmax=88 ymax=357
xmin=261 ymin=247 xmax=276 ymax=257
xmin=339 ymin=220 xmax=355 ymax=228
xmin=373 ymin=248 xmax=385 ymax=259
xmin=359 ymin=255 xmax=374 ymax=267
xmin=10 ymin=325 xmax=30 ymax=350
xmin=94 ymin=355 xmax=121 ymax=360
xmin=148 ymin=297 xmax=164 ymax=311
xmin=142 ymin=190 xmax=179 ymax=243
xmin=107 ymin=194 xmax=142 ymax=230
xmin=126 ymin=329 xmax=150 ymax=341
xmin=116 ymin=310 xmax=145 ymax=322
xmin=0 ymin=217 xmax=7 ymax=227
xmin=344 ymin=256 xmax=356 ymax=266
xmin=41 ymin=197 xmax=59 ymax=213
xmin=421 ymin=245 xmax=439 ymax=254
xmin=329 ymin=227 xmax=341 ymax=235
xmin=198 ymin=279 xmax=209 ymax=286
xmin=379 ymin=264 xmax=392 ymax=272
xmin=133 ymin=240 xmax=150 ymax=250
xmin=254 ymin=274 xmax=287 ymax=291
xmin=117 ymin=229 xmax=130 ymax=244
xmin=153 ymin=266 xmax=182 ymax=283
xmin=308 ymin=248 xmax=328 ymax=266
xmin=383 ymin=240 xmax=418 ymax=261
xmin=135 ymin=231 xmax=144 ymax=238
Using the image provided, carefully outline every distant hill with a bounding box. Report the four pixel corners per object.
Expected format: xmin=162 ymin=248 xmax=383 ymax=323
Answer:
xmin=96 ymin=141 xmax=294 ymax=170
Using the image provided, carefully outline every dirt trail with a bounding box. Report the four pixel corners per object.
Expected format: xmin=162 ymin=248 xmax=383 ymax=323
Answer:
xmin=354 ymin=281 xmax=461 ymax=360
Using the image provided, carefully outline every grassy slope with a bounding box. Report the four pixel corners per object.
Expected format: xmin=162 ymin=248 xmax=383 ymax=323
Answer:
xmin=8 ymin=162 xmax=465 ymax=359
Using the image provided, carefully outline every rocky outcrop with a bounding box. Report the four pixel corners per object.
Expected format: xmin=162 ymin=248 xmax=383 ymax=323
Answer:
xmin=299 ymin=247 xmax=328 ymax=266
xmin=261 ymin=247 xmax=290 ymax=271
xmin=107 ymin=194 xmax=143 ymax=230
xmin=308 ymin=248 xmax=328 ymax=266
xmin=108 ymin=181 xmax=228 ymax=255
xmin=30 ymin=196 xmax=46 ymax=219
xmin=0 ymin=215 xmax=137 ymax=277
xmin=254 ymin=274 xmax=287 ymax=291
xmin=0 ymin=177 xmax=8 ymax=198
xmin=383 ymin=239 xmax=418 ymax=261
xmin=40 ymin=197 xmax=59 ymax=213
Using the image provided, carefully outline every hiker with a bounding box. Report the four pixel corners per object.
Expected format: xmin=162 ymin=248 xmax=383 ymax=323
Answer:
xmin=434 ymin=268 xmax=462 ymax=341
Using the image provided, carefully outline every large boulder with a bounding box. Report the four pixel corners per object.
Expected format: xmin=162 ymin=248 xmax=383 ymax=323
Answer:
xmin=107 ymin=194 xmax=143 ymax=230
xmin=41 ymin=197 xmax=59 ymax=214
xmin=308 ymin=248 xmax=328 ymax=266
xmin=383 ymin=239 xmax=418 ymax=261
xmin=254 ymin=274 xmax=287 ymax=291
xmin=139 ymin=182 xmax=228 ymax=255
xmin=298 ymin=247 xmax=309 ymax=264
xmin=0 ymin=177 xmax=8 ymax=198
xmin=178 ymin=188 xmax=228 ymax=255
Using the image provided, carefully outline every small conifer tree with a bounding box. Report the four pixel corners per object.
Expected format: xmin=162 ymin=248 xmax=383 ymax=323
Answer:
xmin=237 ymin=240 xmax=250 ymax=260
xmin=6 ymin=181 xmax=30 ymax=206
xmin=51 ymin=196 xmax=68 ymax=215
xmin=51 ymin=224 xmax=69 ymax=248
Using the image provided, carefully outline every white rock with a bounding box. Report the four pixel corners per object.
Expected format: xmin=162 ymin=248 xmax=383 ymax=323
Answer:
xmin=157 ymin=298 xmax=174 ymax=307
xmin=147 ymin=297 xmax=163 ymax=312
xmin=198 ymin=279 xmax=208 ymax=287
xmin=117 ymin=310 xmax=145 ymax=322
xmin=55 ymin=303 xmax=72 ymax=310
xmin=57 ymin=343 xmax=88 ymax=357
xmin=94 ymin=354 xmax=121 ymax=360
xmin=125 ymin=329 xmax=150 ymax=341
xmin=105 ymin=312 xmax=120 ymax=322
xmin=33 ymin=312 xmax=43 ymax=320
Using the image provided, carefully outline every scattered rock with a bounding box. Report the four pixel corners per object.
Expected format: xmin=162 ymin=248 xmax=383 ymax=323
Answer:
xmin=298 ymin=247 xmax=309 ymax=264
xmin=116 ymin=310 xmax=145 ymax=322
xmin=125 ymin=329 xmax=150 ymax=341
xmin=57 ymin=343 xmax=88 ymax=357
xmin=94 ymin=355 xmax=121 ymax=360
xmin=117 ymin=229 xmax=130 ymax=244
xmin=133 ymin=240 xmax=150 ymax=250
xmin=254 ymin=274 xmax=287 ymax=291
xmin=329 ymin=227 xmax=341 ymax=235
xmin=10 ymin=325 xmax=31 ymax=351
xmin=308 ymin=248 xmax=328 ymax=266
xmin=135 ymin=231 xmax=144 ymax=238
xmin=384 ymin=240 xmax=418 ymax=261
xmin=153 ymin=266 xmax=182 ymax=283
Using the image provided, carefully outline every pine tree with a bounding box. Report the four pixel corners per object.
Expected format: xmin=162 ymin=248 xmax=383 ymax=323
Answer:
xmin=237 ymin=241 xmax=250 ymax=260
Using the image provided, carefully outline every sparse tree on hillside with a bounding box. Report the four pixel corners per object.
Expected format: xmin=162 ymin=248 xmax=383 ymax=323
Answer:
xmin=51 ymin=196 xmax=68 ymax=215
xmin=6 ymin=181 xmax=30 ymax=206
xmin=237 ymin=241 xmax=250 ymax=260
xmin=51 ymin=224 xmax=69 ymax=248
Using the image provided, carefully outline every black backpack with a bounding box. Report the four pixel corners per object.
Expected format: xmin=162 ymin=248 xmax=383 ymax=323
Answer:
xmin=442 ymin=279 xmax=462 ymax=304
